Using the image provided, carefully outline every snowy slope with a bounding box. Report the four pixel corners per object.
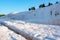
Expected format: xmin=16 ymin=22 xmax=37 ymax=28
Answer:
xmin=6 ymin=3 xmax=60 ymax=25
xmin=0 ymin=2 xmax=60 ymax=40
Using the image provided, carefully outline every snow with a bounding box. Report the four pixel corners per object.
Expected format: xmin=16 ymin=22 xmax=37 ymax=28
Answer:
xmin=0 ymin=3 xmax=60 ymax=40
xmin=1 ymin=20 xmax=60 ymax=40
xmin=6 ymin=3 xmax=60 ymax=25
xmin=0 ymin=25 xmax=26 ymax=40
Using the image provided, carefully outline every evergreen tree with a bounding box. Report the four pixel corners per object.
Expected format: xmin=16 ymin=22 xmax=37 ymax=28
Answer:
xmin=31 ymin=7 xmax=35 ymax=10
xmin=39 ymin=4 xmax=45 ymax=8
xmin=29 ymin=8 xmax=31 ymax=11
xmin=48 ymin=3 xmax=53 ymax=6
xmin=56 ymin=1 xmax=59 ymax=4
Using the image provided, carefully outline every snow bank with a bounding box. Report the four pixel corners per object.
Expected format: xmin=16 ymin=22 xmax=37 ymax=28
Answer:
xmin=1 ymin=20 xmax=60 ymax=40
xmin=0 ymin=25 xmax=26 ymax=40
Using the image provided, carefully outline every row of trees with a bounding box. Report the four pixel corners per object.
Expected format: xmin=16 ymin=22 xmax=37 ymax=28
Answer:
xmin=0 ymin=14 xmax=5 ymax=17
xmin=29 ymin=1 xmax=59 ymax=11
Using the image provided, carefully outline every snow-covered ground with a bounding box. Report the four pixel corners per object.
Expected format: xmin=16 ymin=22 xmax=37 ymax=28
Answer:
xmin=0 ymin=20 xmax=60 ymax=40
xmin=0 ymin=2 xmax=60 ymax=40
xmin=0 ymin=24 xmax=26 ymax=40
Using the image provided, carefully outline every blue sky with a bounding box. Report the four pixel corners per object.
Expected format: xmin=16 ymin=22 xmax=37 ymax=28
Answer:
xmin=0 ymin=0 xmax=60 ymax=14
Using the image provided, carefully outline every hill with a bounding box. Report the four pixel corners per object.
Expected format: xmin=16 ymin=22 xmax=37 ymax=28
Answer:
xmin=0 ymin=2 xmax=60 ymax=40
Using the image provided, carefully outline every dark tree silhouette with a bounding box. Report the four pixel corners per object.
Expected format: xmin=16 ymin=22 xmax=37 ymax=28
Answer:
xmin=39 ymin=4 xmax=45 ymax=8
xmin=29 ymin=8 xmax=31 ymax=11
xmin=56 ymin=1 xmax=59 ymax=4
xmin=31 ymin=7 xmax=35 ymax=10
xmin=48 ymin=3 xmax=53 ymax=6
